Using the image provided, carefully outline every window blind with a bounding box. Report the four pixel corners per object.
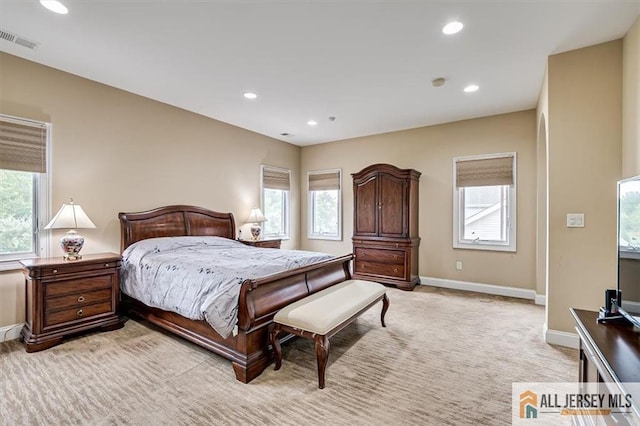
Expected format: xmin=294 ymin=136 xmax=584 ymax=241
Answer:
xmin=455 ymin=155 xmax=514 ymax=187
xmin=308 ymin=170 xmax=340 ymax=191
xmin=262 ymin=166 xmax=290 ymax=191
xmin=0 ymin=116 xmax=47 ymax=173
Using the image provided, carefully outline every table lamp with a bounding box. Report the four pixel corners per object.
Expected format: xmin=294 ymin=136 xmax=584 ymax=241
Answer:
xmin=44 ymin=199 xmax=96 ymax=260
xmin=246 ymin=207 xmax=267 ymax=240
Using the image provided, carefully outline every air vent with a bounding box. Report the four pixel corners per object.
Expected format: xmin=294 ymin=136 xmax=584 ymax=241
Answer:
xmin=0 ymin=29 xmax=15 ymax=42
xmin=0 ymin=29 xmax=39 ymax=50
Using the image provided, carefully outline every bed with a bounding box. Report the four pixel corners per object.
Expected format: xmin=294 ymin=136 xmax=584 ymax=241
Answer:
xmin=118 ymin=205 xmax=353 ymax=383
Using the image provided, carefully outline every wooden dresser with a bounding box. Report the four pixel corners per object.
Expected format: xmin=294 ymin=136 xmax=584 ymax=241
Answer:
xmin=352 ymin=163 xmax=421 ymax=290
xmin=571 ymin=308 xmax=640 ymax=424
xmin=20 ymin=253 xmax=124 ymax=352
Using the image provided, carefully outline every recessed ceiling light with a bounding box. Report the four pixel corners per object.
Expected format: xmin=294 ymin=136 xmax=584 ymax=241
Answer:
xmin=243 ymin=92 xmax=257 ymax=99
xmin=464 ymin=84 xmax=479 ymax=93
xmin=307 ymin=120 xmax=318 ymax=126
xmin=40 ymin=0 xmax=68 ymax=14
xmin=442 ymin=21 xmax=463 ymax=35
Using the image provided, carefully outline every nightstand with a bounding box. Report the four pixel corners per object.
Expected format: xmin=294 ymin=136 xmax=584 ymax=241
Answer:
xmin=239 ymin=239 xmax=282 ymax=249
xmin=20 ymin=252 xmax=124 ymax=352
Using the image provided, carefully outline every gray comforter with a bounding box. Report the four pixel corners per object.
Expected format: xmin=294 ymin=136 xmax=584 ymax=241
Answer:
xmin=120 ymin=236 xmax=333 ymax=338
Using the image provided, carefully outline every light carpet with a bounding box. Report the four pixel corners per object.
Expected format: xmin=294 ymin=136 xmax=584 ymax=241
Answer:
xmin=0 ymin=286 xmax=577 ymax=425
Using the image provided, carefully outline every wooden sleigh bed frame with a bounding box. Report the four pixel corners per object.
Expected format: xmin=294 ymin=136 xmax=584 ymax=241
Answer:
xmin=118 ymin=205 xmax=353 ymax=383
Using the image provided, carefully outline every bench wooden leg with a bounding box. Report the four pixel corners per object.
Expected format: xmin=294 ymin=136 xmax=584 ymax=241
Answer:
xmin=314 ymin=334 xmax=330 ymax=389
xmin=270 ymin=325 xmax=283 ymax=371
xmin=381 ymin=293 xmax=389 ymax=327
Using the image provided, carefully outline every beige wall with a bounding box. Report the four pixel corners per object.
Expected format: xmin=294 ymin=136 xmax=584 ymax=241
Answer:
xmin=623 ymin=16 xmax=640 ymax=178
xmin=301 ymin=110 xmax=538 ymax=290
xmin=0 ymin=52 xmax=301 ymax=328
xmin=546 ymin=40 xmax=622 ymax=333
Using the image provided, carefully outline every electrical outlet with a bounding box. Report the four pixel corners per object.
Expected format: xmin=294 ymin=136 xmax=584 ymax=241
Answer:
xmin=456 ymin=261 xmax=463 ymax=270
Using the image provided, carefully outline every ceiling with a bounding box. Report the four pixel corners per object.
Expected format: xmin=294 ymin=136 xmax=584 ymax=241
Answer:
xmin=1 ymin=1 xmax=639 ymax=146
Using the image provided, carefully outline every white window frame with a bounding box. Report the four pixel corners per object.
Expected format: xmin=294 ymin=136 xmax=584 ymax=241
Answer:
xmin=0 ymin=114 xmax=51 ymax=271
xmin=452 ymin=152 xmax=516 ymax=252
xmin=307 ymin=168 xmax=342 ymax=241
xmin=260 ymin=165 xmax=290 ymax=240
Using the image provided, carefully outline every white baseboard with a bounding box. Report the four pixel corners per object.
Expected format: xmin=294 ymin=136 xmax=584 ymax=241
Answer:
xmin=0 ymin=323 xmax=23 ymax=343
xmin=543 ymin=322 xmax=580 ymax=349
xmin=534 ymin=294 xmax=546 ymax=306
xmin=420 ymin=276 xmax=545 ymax=305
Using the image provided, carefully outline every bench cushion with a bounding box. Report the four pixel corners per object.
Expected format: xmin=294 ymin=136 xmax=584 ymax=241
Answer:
xmin=273 ymin=279 xmax=386 ymax=335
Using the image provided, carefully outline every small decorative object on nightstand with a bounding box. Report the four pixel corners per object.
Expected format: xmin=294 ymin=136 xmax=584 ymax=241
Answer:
xmin=44 ymin=199 xmax=96 ymax=260
xmin=240 ymin=238 xmax=282 ymax=249
xmin=20 ymin=253 xmax=124 ymax=352
xmin=246 ymin=207 xmax=267 ymax=240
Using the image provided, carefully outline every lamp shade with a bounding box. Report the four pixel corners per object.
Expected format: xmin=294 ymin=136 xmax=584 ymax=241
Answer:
xmin=45 ymin=202 xmax=96 ymax=229
xmin=246 ymin=208 xmax=266 ymax=224
xmin=45 ymin=201 xmax=95 ymax=260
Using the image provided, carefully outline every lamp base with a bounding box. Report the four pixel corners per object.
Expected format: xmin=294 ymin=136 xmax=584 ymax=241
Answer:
xmin=250 ymin=224 xmax=261 ymax=240
xmin=60 ymin=230 xmax=85 ymax=260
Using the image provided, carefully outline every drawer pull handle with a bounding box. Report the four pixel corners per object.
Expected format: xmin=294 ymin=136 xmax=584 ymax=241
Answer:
xmin=77 ymin=296 xmax=85 ymax=303
xmin=52 ymin=269 xmax=58 ymax=274
xmin=394 ymin=268 xmax=398 ymax=273
xmin=105 ymin=263 xmax=110 ymax=267
xmin=76 ymin=309 xmax=83 ymax=317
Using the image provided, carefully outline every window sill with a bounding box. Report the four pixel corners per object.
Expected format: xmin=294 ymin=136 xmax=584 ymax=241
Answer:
xmin=308 ymin=235 xmax=342 ymax=241
xmin=453 ymin=242 xmax=516 ymax=253
xmin=0 ymin=259 xmax=28 ymax=272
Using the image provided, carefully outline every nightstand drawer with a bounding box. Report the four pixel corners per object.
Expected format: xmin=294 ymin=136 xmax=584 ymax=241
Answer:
xmin=254 ymin=240 xmax=281 ymax=249
xmin=45 ymin=288 xmax=112 ymax=311
xmin=45 ymin=275 xmax=112 ymax=298
xmin=239 ymin=239 xmax=282 ymax=249
xmin=44 ymin=301 xmax=113 ymax=328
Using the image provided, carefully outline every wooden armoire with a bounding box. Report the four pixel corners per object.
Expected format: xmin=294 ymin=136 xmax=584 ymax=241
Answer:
xmin=352 ymin=163 xmax=421 ymax=291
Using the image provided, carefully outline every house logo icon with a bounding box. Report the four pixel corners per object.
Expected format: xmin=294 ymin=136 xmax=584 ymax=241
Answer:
xmin=520 ymin=390 xmax=538 ymax=419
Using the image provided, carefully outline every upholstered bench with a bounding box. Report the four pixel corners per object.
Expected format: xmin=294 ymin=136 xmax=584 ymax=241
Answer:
xmin=269 ymin=279 xmax=389 ymax=389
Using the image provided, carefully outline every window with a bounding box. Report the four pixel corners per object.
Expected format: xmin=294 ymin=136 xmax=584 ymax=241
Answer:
xmin=308 ymin=169 xmax=342 ymax=240
xmin=261 ymin=165 xmax=290 ymax=239
xmin=0 ymin=114 xmax=50 ymax=270
xmin=453 ymin=152 xmax=516 ymax=252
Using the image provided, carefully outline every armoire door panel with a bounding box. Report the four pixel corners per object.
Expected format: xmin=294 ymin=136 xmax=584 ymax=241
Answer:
xmin=354 ymin=176 xmax=378 ymax=236
xmin=379 ymin=174 xmax=406 ymax=237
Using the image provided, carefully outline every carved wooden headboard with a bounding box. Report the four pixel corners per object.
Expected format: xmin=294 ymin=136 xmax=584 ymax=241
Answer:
xmin=118 ymin=205 xmax=236 ymax=251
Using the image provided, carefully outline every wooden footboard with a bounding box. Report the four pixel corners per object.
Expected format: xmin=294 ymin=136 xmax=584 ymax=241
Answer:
xmin=232 ymin=254 xmax=353 ymax=382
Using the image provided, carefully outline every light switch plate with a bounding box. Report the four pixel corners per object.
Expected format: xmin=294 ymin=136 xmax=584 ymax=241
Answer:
xmin=567 ymin=213 xmax=585 ymax=228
